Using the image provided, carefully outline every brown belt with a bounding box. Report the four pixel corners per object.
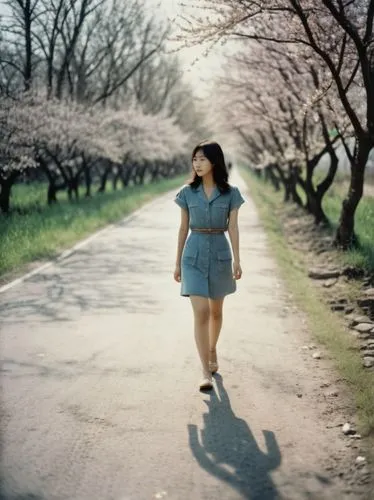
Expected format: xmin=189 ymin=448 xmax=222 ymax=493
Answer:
xmin=190 ymin=228 xmax=227 ymax=234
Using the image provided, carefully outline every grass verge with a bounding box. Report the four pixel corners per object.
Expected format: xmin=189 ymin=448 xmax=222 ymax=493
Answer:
xmin=0 ymin=176 xmax=185 ymax=280
xmin=241 ymin=168 xmax=374 ymax=458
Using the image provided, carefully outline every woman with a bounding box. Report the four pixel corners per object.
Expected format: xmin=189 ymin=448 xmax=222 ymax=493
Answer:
xmin=174 ymin=140 xmax=245 ymax=391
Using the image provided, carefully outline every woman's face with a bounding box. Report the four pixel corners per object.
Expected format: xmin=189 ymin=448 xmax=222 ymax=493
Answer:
xmin=192 ymin=149 xmax=213 ymax=177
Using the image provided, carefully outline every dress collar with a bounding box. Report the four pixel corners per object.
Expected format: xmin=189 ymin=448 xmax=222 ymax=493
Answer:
xmin=197 ymin=183 xmax=221 ymax=204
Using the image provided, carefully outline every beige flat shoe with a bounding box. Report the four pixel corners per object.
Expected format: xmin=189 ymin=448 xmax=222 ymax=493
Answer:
xmin=199 ymin=377 xmax=213 ymax=391
xmin=209 ymin=361 xmax=219 ymax=374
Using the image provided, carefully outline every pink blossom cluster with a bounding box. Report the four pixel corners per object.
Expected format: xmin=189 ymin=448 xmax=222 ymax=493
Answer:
xmin=0 ymin=91 xmax=188 ymax=176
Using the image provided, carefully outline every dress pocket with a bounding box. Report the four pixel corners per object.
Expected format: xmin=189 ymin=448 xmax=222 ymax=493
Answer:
xmin=188 ymin=203 xmax=204 ymax=226
xmin=212 ymin=203 xmax=229 ymax=227
xmin=182 ymin=245 xmax=198 ymax=267
xmin=217 ymin=249 xmax=232 ymax=271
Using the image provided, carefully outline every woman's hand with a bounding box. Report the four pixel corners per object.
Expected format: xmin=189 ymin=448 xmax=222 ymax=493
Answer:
xmin=174 ymin=264 xmax=181 ymax=282
xmin=233 ymin=261 xmax=242 ymax=280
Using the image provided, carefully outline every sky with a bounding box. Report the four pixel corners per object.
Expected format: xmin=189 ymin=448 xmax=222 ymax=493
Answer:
xmin=149 ymin=0 xmax=226 ymax=99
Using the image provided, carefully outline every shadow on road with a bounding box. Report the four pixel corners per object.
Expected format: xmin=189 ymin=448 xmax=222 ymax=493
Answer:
xmin=0 ymin=492 xmax=44 ymax=500
xmin=188 ymin=374 xmax=281 ymax=500
xmin=0 ymin=232 xmax=168 ymax=323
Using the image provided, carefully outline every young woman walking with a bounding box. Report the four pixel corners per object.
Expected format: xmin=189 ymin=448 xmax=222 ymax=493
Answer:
xmin=174 ymin=140 xmax=245 ymax=391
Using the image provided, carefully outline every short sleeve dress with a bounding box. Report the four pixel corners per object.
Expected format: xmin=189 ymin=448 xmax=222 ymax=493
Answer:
xmin=174 ymin=183 xmax=245 ymax=299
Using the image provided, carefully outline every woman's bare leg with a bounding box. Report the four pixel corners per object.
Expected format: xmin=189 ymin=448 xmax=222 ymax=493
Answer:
xmin=208 ymin=298 xmax=224 ymax=367
xmin=190 ymin=295 xmax=211 ymax=378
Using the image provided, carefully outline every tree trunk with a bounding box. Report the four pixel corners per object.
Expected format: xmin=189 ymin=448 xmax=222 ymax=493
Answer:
xmin=73 ymin=178 xmax=79 ymax=200
xmin=113 ymin=168 xmax=121 ymax=190
xmin=67 ymin=178 xmax=79 ymax=201
xmin=306 ymin=189 xmax=328 ymax=225
xmin=334 ymin=135 xmax=371 ymax=248
xmin=281 ymin=164 xmax=302 ymax=205
xmin=24 ymin=0 xmax=32 ymax=90
xmin=271 ymin=163 xmax=288 ymax=199
xmin=139 ymin=165 xmax=147 ymax=185
xmin=289 ymin=165 xmax=303 ymax=207
xmin=47 ymin=181 xmax=58 ymax=204
xmin=303 ymin=159 xmax=329 ymax=224
xmin=264 ymin=163 xmax=280 ymax=191
xmin=0 ymin=172 xmax=20 ymax=213
xmin=38 ymin=159 xmax=58 ymax=205
xmin=314 ymin=149 xmax=339 ymax=225
xmin=121 ymin=165 xmax=134 ymax=187
xmin=98 ymin=165 xmax=111 ymax=193
xmin=151 ymin=166 xmax=159 ymax=181
xmin=84 ymin=165 xmax=91 ymax=197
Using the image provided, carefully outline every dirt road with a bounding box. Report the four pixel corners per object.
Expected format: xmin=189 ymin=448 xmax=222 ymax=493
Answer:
xmin=0 ymin=171 xmax=370 ymax=500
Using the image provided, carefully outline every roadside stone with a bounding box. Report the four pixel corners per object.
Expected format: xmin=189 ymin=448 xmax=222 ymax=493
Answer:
xmin=296 ymin=393 xmax=303 ymax=398
xmin=361 ymin=349 xmax=374 ymax=357
xmin=301 ymin=344 xmax=318 ymax=351
xmin=342 ymin=423 xmax=355 ymax=435
xmin=354 ymin=323 xmax=374 ymax=333
xmin=360 ymin=342 xmax=374 ymax=350
xmin=357 ymin=296 xmax=374 ymax=309
xmin=312 ymin=352 xmax=321 ymax=359
xmin=358 ymin=332 xmax=371 ymax=340
xmin=348 ymin=315 xmax=371 ymax=327
xmin=320 ymin=382 xmax=330 ymax=388
xmin=363 ymin=357 xmax=374 ymax=368
xmin=308 ymin=268 xmax=341 ymax=280
xmin=363 ymin=288 xmax=374 ymax=297
xmin=154 ymin=491 xmax=167 ymax=499
xmin=330 ymin=303 xmax=346 ymax=312
xmin=323 ymin=278 xmax=338 ymax=288
xmin=355 ymin=456 xmax=366 ymax=467
xmin=344 ymin=306 xmax=354 ymax=315
xmin=345 ymin=313 xmax=357 ymax=321
xmin=328 ymin=298 xmax=347 ymax=305
xmin=324 ymin=390 xmax=339 ymax=398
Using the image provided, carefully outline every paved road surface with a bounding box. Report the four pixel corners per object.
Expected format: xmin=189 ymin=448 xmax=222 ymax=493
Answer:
xmin=0 ymin=171 xmax=367 ymax=499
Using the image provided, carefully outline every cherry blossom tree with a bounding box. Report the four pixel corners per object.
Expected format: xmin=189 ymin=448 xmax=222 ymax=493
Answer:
xmin=178 ymin=0 xmax=374 ymax=247
xmin=0 ymin=1 xmax=207 ymax=214
xmin=0 ymin=93 xmax=38 ymax=211
xmin=214 ymin=39 xmax=347 ymax=220
xmin=0 ymin=90 xmax=189 ymax=211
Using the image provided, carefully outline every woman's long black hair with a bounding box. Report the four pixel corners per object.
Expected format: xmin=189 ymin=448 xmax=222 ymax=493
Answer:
xmin=189 ymin=140 xmax=231 ymax=193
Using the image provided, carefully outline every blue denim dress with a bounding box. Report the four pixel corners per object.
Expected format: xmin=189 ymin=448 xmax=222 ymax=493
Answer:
xmin=174 ymin=183 xmax=245 ymax=299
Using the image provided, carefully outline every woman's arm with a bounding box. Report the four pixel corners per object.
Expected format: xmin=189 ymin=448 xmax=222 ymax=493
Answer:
xmin=228 ymin=209 xmax=242 ymax=279
xmin=174 ymin=208 xmax=189 ymax=282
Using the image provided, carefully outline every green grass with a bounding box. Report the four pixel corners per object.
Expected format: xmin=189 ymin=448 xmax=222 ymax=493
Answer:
xmin=0 ymin=177 xmax=185 ymax=279
xmin=10 ymin=180 xmax=144 ymax=209
xmin=241 ymin=168 xmax=374 ymax=454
